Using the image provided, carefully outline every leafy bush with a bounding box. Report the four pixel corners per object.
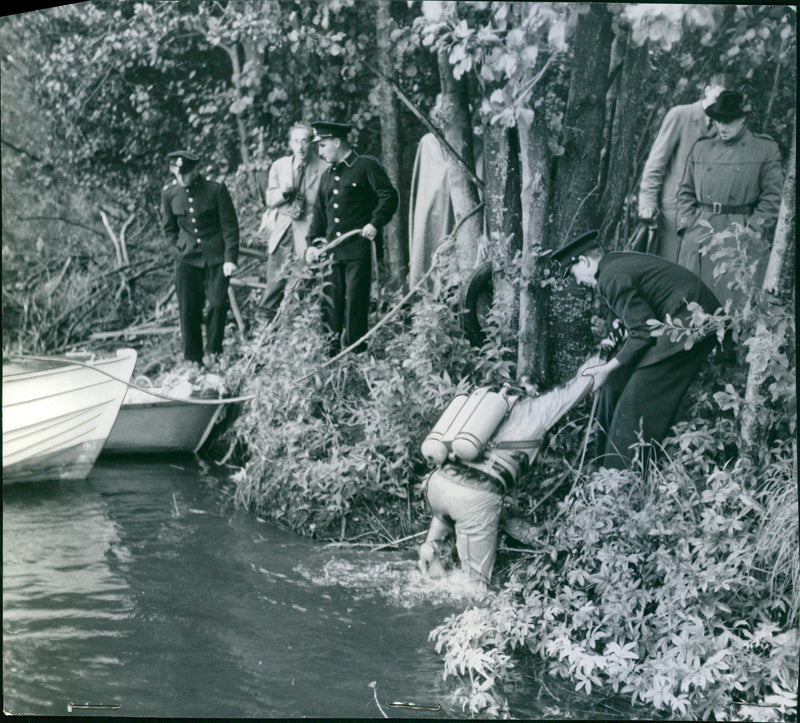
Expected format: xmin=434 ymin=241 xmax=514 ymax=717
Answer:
xmin=427 ymin=223 xmax=798 ymax=718
xmin=228 ymin=254 xmax=513 ymax=539
xmin=431 ymin=447 xmax=798 ymax=720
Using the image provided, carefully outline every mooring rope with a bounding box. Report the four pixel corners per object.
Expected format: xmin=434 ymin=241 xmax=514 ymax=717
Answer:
xmin=6 ymin=353 xmax=254 ymax=406
xmin=295 ymin=201 xmax=486 ymax=383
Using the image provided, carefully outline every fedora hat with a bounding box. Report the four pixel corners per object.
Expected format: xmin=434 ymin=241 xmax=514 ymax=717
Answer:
xmin=705 ymin=90 xmax=745 ymax=122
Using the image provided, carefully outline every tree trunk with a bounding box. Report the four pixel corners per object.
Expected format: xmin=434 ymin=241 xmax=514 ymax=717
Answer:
xmin=517 ymin=104 xmax=553 ymax=385
xmin=740 ymin=117 xmax=796 ymax=458
xmin=437 ymin=45 xmax=482 ymax=277
xmin=224 ymin=43 xmax=252 ymax=167
xmin=483 ymin=122 xmax=524 ymax=331
xmin=376 ymin=2 xmax=404 ymax=289
xmin=598 ymin=33 xmax=651 ymax=247
xmin=548 ymin=4 xmax=614 ymax=383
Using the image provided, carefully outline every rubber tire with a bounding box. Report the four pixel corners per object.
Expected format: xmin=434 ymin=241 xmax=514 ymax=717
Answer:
xmin=460 ymin=261 xmax=493 ymax=347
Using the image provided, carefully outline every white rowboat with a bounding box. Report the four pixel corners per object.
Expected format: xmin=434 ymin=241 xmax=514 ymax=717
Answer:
xmin=2 ymin=349 xmax=137 ymax=484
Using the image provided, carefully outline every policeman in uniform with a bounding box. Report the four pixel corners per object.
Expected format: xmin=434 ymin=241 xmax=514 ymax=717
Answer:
xmin=304 ymin=121 xmax=399 ymax=354
xmin=161 ymin=151 xmax=240 ymax=367
xmin=543 ymin=231 xmax=721 ymax=471
xmin=676 ymin=90 xmax=783 ymax=306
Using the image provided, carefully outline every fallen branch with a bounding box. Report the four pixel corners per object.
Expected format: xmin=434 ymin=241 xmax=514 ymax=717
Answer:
xmin=89 ymin=326 xmax=180 ymax=340
xmin=370 ymin=530 xmax=426 ymax=552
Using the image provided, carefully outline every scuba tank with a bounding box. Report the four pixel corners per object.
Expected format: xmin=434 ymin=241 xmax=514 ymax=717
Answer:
xmin=451 ymin=387 xmax=515 ymax=461
xmin=420 ymin=386 xmax=516 ymax=466
xmin=420 ymin=392 xmax=470 ymax=465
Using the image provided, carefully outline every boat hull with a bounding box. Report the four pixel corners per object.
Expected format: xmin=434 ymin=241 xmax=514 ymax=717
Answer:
xmin=2 ymin=349 xmax=137 ymax=484
xmin=104 ymin=393 xmax=226 ymax=454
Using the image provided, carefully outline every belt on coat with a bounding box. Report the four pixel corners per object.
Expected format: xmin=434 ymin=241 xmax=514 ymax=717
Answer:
xmin=698 ymin=202 xmax=754 ymax=215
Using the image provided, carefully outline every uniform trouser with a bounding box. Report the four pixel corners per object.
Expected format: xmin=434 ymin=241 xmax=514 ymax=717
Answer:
xmin=175 ymin=261 xmax=229 ymax=363
xmin=261 ymin=230 xmax=293 ymax=320
xmin=423 ymin=468 xmax=503 ymax=583
xmin=321 ymin=256 xmax=371 ymax=353
xmin=596 ymin=335 xmax=715 ymax=470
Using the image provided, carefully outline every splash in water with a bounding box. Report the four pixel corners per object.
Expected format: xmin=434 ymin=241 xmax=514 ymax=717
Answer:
xmin=294 ymin=553 xmax=494 ymax=608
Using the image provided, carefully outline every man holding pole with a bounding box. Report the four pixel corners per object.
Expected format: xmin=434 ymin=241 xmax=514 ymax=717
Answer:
xmin=304 ymin=121 xmax=399 ymax=355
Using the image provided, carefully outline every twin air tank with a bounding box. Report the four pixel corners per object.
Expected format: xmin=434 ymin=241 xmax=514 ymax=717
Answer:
xmin=421 ymin=386 xmax=515 ymax=466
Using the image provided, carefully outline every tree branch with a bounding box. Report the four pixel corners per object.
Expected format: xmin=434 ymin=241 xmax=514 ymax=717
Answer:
xmin=14 ymin=214 xmax=106 ymax=237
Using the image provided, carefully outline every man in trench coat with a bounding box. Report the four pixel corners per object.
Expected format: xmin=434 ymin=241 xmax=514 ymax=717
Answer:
xmin=676 ymin=90 xmax=783 ymax=307
xmin=637 ymin=73 xmax=733 ymax=263
xmin=544 ymin=231 xmax=721 ymax=471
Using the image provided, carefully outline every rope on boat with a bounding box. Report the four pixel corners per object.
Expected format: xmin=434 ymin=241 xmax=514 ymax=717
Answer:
xmin=6 ymin=354 xmax=254 ymax=406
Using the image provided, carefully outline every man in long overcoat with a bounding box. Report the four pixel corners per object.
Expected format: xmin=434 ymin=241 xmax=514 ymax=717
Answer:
xmin=544 ymin=231 xmax=721 ymax=471
xmin=638 ymin=74 xmax=733 ymax=263
xmin=161 ymin=150 xmax=239 ymax=366
xmin=676 ymin=91 xmax=783 ymax=306
xmin=259 ymin=123 xmax=329 ymax=320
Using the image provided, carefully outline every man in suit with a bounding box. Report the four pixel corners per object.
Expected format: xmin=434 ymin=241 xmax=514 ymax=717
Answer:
xmin=676 ymin=90 xmax=783 ymax=307
xmin=161 ymin=150 xmax=239 ymax=367
xmin=638 ymin=73 xmax=733 ymax=263
xmin=544 ymin=231 xmax=721 ymax=471
xmin=305 ymin=120 xmax=399 ymax=354
xmin=258 ymin=123 xmax=329 ymax=321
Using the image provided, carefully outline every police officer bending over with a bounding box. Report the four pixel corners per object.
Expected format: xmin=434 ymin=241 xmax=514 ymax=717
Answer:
xmin=161 ymin=150 xmax=239 ymax=369
xmin=544 ymin=230 xmax=721 ymax=472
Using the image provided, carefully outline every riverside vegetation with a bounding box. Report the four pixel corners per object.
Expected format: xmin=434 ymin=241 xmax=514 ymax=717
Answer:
xmin=2 ymin=3 xmax=796 ymax=719
xmin=222 ymin=225 xmax=797 ymax=720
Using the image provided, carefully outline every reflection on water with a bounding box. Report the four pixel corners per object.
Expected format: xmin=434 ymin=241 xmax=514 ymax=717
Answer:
xmin=2 ymin=458 xmax=470 ymax=718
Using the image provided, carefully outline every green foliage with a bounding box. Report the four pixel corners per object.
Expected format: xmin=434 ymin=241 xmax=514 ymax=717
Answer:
xmin=431 ymin=446 xmax=798 ymax=719
xmin=228 ymin=255 xmax=515 ymax=537
xmin=427 ymin=222 xmax=797 ymax=718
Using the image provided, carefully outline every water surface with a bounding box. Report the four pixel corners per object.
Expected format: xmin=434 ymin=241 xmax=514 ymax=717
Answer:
xmin=4 ymin=458 xmax=467 ymax=718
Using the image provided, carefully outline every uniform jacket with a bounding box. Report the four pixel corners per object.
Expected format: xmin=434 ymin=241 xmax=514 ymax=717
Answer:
xmin=597 ymin=252 xmax=721 ymax=369
xmin=638 ymin=100 xmax=714 ymax=262
xmin=307 ymin=150 xmax=399 ymax=260
xmin=161 ymin=176 xmax=239 ymax=268
xmin=261 ymin=153 xmax=329 ymax=257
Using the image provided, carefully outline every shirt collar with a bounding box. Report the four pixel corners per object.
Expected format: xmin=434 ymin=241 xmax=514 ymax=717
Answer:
xmin=340 ymin=150 xmax=357 ymax=168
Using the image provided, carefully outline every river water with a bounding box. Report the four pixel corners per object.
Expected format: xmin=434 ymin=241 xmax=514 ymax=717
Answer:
xmin=2 ymin=457 xmax=498 ymax=718
xmin=4 ymin=457 xmax=639 ymax=719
